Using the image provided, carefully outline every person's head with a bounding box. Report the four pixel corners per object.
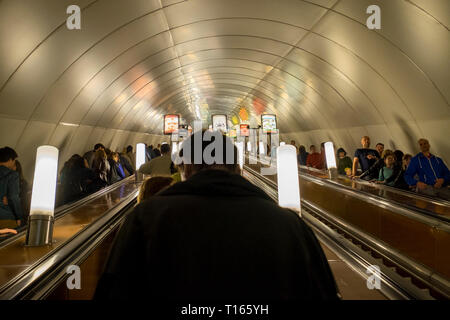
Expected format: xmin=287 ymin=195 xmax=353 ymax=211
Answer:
xmin=361 ymin=136 xmax=370 ymax=148
xmin=299 ymin=145 xmax=306 ymax=154
xmin=384 ymin=154 xmax=395 ymax=168
xmin=111 ymin=152 xmax=119 ymax=162
xmin=320 ymin=142 xmax=325 ymax=152
xmin=94 ymin=149 xmax=107 ymax=161
xmin=375 ymin=143 xmax=384 ymax=156
xmin=402 ymin=154 xmax=412 ymax=169
xmin=64 ymin=154 xmax=85 ymax=171
xmin=13 ymin=160 xmax=25 ymax=180
xmin=0 ymin=147 xmax=18 ymax=169
xmin=310 ymin=145 xmax=316 ymax=153
xmin=418 ymin=138 xmax=430 ymax=154
xmin=157 ymin=144 xmax=161 ymax=148
xmin=137 ymin=176 xmax=174 ymax=203
xmin=94 ymin=143 xmax=105 ymax=152
xmin=161 ymin=143 xmax=170 ymax=155
xmin=337 ymin=147 xmax=346 ymax=158
xmin=179 ymin=130 xmax=239 ymax=180
xmin=290 ymin=140 xmax=296 ymax=146
xmin=126 ymin=145 xmax=133 ymax=153
xmin=393 ymin=150 xmax=404 ymax=163
xmin=382 ymin=149 xmax=394 ymax=160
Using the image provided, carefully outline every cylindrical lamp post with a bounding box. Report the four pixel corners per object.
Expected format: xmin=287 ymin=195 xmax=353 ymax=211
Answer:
xmin=135 ymin=143 xmax=146 ymax=181
xmin=172 ymin=142 xmax=178 ymax=157
xmin=236 ymin=141 xmax=244 ymax=171
xmin=26 ymin=146 xmax=59 ymax=246
xmin=277 ymin=145 xmax=301 ymax=215
xmin=259 ymin=141 xmax=265 ymax=156
xmin=324 ymin=142 xmax=338 ymax=180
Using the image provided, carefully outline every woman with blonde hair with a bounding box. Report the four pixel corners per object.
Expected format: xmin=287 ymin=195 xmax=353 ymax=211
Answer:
xmin=92 ymin=149 xmax=110 ymax=187
xmin=137 ymin=176 xmax=174 ymax=203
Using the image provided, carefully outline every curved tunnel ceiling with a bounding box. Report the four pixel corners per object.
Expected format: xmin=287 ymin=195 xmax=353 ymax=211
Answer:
xmin=0 ymin=0 xmax=449 ymax=178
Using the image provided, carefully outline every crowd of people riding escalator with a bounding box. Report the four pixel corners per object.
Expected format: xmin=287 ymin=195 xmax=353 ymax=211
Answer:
xmin=291 ymin=136 xmax=450 ymax=200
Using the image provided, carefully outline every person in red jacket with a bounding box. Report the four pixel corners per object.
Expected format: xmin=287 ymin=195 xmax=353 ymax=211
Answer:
xmin=306 ymin=145 xmax=325 ymax=170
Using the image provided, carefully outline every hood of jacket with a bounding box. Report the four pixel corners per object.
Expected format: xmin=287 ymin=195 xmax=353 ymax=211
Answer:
xmin=0 ymin=165 xmax=14 ymax=180
xmin=159 ymin=169 xmax=274 ymax=202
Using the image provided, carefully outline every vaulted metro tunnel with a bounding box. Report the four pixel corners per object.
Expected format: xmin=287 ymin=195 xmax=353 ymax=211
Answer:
xmin=0 ymin=0 xmax=448 ymax=181
xmin=0 ymin=0 xmax=449 ymax=303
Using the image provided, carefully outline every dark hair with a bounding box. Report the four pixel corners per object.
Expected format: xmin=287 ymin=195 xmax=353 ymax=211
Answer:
xmin=376 ymin=143 xmax=384 ymax=147
xmin=161 ymin=144 xmax=170 ymax=154
xmin=94 ymin=143 xmax=105 ymax=151
xmin=126 ymin=145 xmax=133 ymax=153
xmin=310 ymin=145 xmax=316 ymax=150
xmin=299 ymin=145 xmax=306 ymax=153
xmin=14 ymin=160 xmax=25 ymax=180
xmin=0 ymin=147 xmax=18 ymax=162
xmin=62 ymin=154 xmax=86 ymax=174
xmin=179 ymin=130 xmax=239 ymax=177
xmin=394 ymin=150 xmax=404 ymax=162
xmin=336 ymin=147 xmax=346 ymax=156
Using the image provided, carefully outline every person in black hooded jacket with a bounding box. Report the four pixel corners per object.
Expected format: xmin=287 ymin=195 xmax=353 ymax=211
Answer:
xmin=95 ymin=131 xmax=339 ymax=301
xmin=0 ymin=147 xmax=23 ymax=228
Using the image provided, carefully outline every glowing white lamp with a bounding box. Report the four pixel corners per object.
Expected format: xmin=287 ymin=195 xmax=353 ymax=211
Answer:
xmin=324 ymin=141 xmax=338 ymax=179
xmin=26 ymin=146 xmax=59 ymax=246
xmin=280 ymin=142 xmax=286 ymax=146
xmin=136 ymin=143 xmax=146 ymax=171
xmin=247 ymin=141 xmax=251 ymax=152
xmin=236 ymin=142 xmax=244 ymax=170
xmin=259 ymin=141 xmax=265 ymax=155
xmin=277 ymin=145 xmax=301 ymax=214
xmin=324 ymin=142 xmax=337 ymax=169
xmin=172 ymin=142 xmax=178 ymax=156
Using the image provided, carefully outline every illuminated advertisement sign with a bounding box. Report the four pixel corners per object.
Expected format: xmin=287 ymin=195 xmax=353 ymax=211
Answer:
xmin=212 ymin=114 xmax=227 ymax=132
xmin=164 ymin=114 xmax=180 ymax=135
xmin=261 ymin=114 xmax=277 ymax=133
xmin=240 ymin=124 xmax=250 ymax=137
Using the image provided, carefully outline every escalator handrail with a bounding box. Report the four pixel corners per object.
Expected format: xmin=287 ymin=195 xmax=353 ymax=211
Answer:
xmin=0 ymin=176 xmax=135 ymax=247
xmin=250 ymin=153 xmax=450 ymax=208
xmin=243 ymin=164 xmax=449 ymax=230
xmin=0 ymin=186 xmax=139 ymax=299
xmin=242 ymin=166 xmax=450 ymax=299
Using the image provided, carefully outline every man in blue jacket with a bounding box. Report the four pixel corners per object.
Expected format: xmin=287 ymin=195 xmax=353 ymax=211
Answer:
xmin=404 ymin=139 xmax=450 ymax=200
xmin=0 ymin=147 xmax=23 ymax=228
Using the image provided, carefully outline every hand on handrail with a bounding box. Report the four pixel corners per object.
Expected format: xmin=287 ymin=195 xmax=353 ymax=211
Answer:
xmin=0 ymin=228 xmax=17 ymax=235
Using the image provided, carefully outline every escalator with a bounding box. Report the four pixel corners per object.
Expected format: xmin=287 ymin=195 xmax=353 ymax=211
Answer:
xmin=0 ymin=176 xmax=140 ymax=299
xmin=243 ymin=156 xmax=450 ymax=299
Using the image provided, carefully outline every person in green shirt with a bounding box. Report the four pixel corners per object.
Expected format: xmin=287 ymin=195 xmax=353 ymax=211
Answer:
xmin=377 ymin=154 xmax=396 ymax=186
xmin=336 ymin=148 xmax=352 ymax=176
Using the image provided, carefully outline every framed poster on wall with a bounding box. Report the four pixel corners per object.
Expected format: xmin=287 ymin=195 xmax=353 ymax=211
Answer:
xmin=163 ymin=114 xmax=180 ymax=135
xmin=261 ymin=114 xmax=277 ymax=134
xmin=239 ymin=124 xmax=250 ymax=137
xmin=212 ymin=114 xmax=227 ymax=132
